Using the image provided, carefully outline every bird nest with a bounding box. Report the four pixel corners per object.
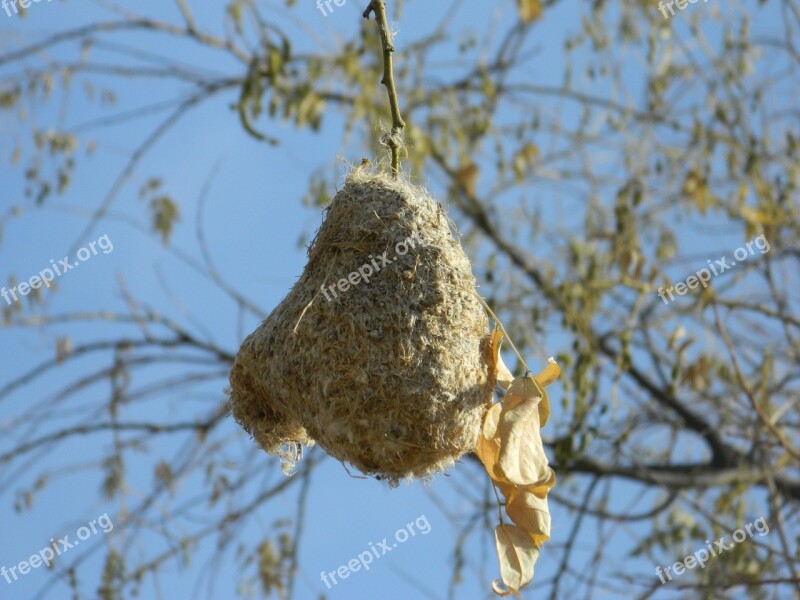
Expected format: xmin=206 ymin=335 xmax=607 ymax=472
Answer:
xmin=229 ymin=170 xmax=494 ymax=484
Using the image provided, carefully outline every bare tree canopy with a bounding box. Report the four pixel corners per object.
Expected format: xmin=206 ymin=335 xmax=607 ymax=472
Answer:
xmin=0 ymin=0 xmax=798 ymax=598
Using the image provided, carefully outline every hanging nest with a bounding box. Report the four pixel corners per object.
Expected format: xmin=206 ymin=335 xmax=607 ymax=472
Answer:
xmin=229 ymin=169 xmax=495 ymax=484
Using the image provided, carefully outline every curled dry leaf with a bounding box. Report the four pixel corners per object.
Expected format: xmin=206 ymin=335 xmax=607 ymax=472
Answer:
xmin=478 ymin=329 xmax=560 ymax=596
xmin=489 ymin=327 xmax=515 ymax=389
xmin=492 ymin=524 xmax=540 ymax=597
xmin=497 ymin=354 xmax=515 ymax=389
xmin=476 ymin=402 xmax=502 ymax=477
xmin=496 ymin=467 xmax=556 ymax=502
xmin=528 ymin=467 xmax=556 ymax=497
xmin=532 ymin=358 xmax=560 ymax=427
xmin=496 ymin=377 xmax=550 ymax=487
xmin=534 ymin=358 xmax=561 ymax=387
xmin=505 ymin=487 xmax=551 ymax=547
xmin=516 ymin=0 xmax=543 ymax=23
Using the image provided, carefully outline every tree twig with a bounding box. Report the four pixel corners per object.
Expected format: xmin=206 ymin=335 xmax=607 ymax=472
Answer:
xmin=363 ymin=0 xmax=405 ymax=177
xmin=712 ymin=303 xmax=800 ymax=462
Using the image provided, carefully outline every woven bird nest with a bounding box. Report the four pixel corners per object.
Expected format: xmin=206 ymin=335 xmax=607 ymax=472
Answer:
xmin=229 ymin=170 xmax=494 ymax=483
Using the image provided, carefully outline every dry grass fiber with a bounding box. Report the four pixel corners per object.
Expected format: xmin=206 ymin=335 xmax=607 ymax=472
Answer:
xmin=229 ymin=170 xmax=494 ymax=483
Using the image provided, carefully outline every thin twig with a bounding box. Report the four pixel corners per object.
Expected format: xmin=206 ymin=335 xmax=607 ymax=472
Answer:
xmin=363 ymin=0 xmax=405 ymax=177
xmin=712 ymin=303 xmax=800 ymax=461
xmin=174 ymin=0 xmax=197 ymax=32
xmin=765 ymin=473 xmax=800 ymax=593
xmin=286 ymin=457 xmax=314 ymax=600
xmin=471 ymin=292 xmax=531 ymax=374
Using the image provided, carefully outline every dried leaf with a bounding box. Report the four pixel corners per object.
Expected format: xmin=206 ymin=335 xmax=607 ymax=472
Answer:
xmin=533 ymin=358 xmax=560 ymax=387
xmin=483 ymin=401 xmax=502 ymax=439
xmin=492 ymin=524 xmax=540 ymax=596
xmin=496 ymin=354 xmax=514 ymax=389
xmin=512 ymin=143 xmax=540 ymax=181
xmin=496 ymin=467 xmax=556 ymax=501
xmin=532 ymin=358 xmax=560 ymax=427
xmin=496 ymin=377 xmax=551 ymax=487
xmin=528 ymin=467 xmax=556 ymax=497
xmin=477 ymin=361 xmax=561 ymax=597
xmin=517 ymin=0 xmax=543 ymax=23
xmin=477 ymin=402 xmax=503 ymax=477
xmin=489 ymin=327 xmax=514 ymax=389
xmin=505 ymin=488 xmax=551 ymax=546
xmin=148 ymin=195 xmax=180 ymax=245
xmin=455 ymin=162 xmax=479 ymax=196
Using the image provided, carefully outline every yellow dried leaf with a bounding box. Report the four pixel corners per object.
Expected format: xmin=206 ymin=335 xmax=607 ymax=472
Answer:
xmin=483 ymin=401 xmax=502 ymax=439
xmin=478 ymin=437 xmax=502 ymax=479
xmin=480 ymin=357 xmax=559 ymax=596
xmin=512 ymin=143 xmax=540 ymax=181
xmin=533 ymin=358 xmax=560 ymax=387
xmin=495 ymin=480 xmax=515 ymax=500
xmin=740 ymin=203 xmax=774 ymax=226
xmin=455 ymin=162 xmax=479 ymax=196
xmin=497 ymin=467 xmax=556 ymax=500
xmin=532 ymin=358 xmax=560 ymax=427
xmin=517 ymin=0 xmax=543 ymax=23
xmin=492 ymin=524 xmax=540 ymax=596
xmin=527 ymin=467 xmax=556 ymax=497
xmin=488 ymin=328 xmax=501 ymax=371
xmin=496 ymin=377 xmax=551 ymax=487
xmin=497 ymin=354 xmax=514 ymax=389
xmin=537 ymin=396 xmax=550 ymax=429
xmin=489 ymin=327 xmax=514 ymax=389
xmin=505 ymin=488 xmax=551 ymax=547
xmin=504 ymin=376 xmax=541 ymax=409
xmin=476 ymin=402 xmax=503 ymax=476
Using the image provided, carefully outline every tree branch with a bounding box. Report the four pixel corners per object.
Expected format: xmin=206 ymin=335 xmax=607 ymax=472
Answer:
xmin=363 ymin=0 xmax=405 ymax=177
